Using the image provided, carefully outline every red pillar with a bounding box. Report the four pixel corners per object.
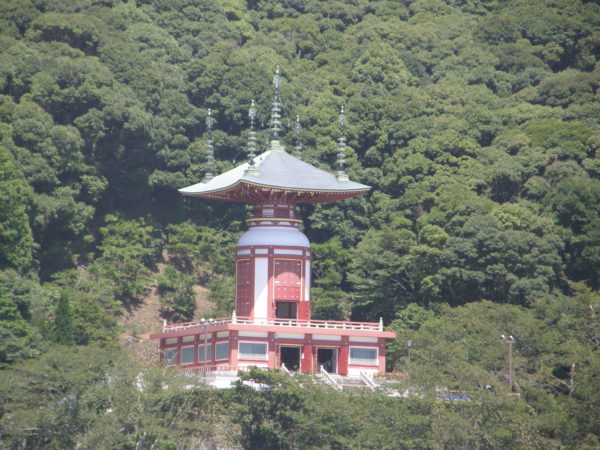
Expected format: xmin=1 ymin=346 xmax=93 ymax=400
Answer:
xmin=338 ymin=336 xmax=349 ymax=375
xmin=230 ymin=331 xmax=239 ymax=371
xmin=268 ymin=332 xmax=276 ymax=369
xmin=378 ymin=338 xmax=386 ymax=373
xmin=301 ymin=334 xmax=313 ymax=373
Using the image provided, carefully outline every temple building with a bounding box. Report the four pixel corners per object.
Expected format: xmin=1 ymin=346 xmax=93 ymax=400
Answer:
xmin=150 ymin=70 xmax=395 ymax=385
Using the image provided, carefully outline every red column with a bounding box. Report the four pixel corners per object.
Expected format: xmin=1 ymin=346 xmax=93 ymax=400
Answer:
xmin=193 ymin=334 xmax=199 ymax=366
xmin=298 ymin=301 xmax=310 ymax=321
xmin=378 ymin=338 xmax=386 ymax=373
xmin=176 ymin=337 xmax=182 ymax=365
xmin=301 ymin=334 xmax=313 ymax=373
xmin=268 ymin=332 xmax=276 ymax=369
xmin=338 ymin=336 xmax=349 ymax=375
xmin=230 ymin=331 xmax=239 ymax=371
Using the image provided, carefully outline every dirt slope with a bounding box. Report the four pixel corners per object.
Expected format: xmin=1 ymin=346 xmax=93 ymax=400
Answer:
xmin=119 ymin=262 xmax=212 ymax=366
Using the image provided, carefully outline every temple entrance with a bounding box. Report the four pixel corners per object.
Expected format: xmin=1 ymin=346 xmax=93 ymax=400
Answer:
xmin=317 ymin=348 xmax=338 ymax=373
xmin=280 ymin=346 xmax=301 ymax=371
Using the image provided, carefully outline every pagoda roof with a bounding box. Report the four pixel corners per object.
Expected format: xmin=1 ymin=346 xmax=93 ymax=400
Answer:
xmin=179 ymin=140 xmax=370 ymax=204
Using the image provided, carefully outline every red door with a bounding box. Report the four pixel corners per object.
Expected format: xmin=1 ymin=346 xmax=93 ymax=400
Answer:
xmin=274 ymin=259 xmax=301 ymax=301
xmin=236 ymin=260 xmax=252 ymax=317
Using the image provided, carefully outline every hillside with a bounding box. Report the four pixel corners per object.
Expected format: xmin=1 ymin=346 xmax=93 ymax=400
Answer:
xmin=0 ymin=0 xmax=599 ymax=447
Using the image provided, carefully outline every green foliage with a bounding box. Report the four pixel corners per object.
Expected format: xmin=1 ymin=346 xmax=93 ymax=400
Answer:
xmin=206 ymin=274 xmax=234 ymax=317
xmin=0 ymin=284 xmax=37 ymax=366
xmin=229 ymin=368 xmax=547 ymax=448
xmin=0 ymin=0 xmax=599 ymax=445
xmin=157 ymin=266 xmax=196 ymax=322
xmin=0 ymin=143 xmax=34 ymax=272
xmin=0 ymin=347 xmax=227 ymax=449
xmin=90 ymin=214 xmax=161 ymax=305
xmin=311 ymin=237 xmax=351 ymax=320
xmin=51 ymin=292 xmax=74 ymax=346
xmin=49 ymin=269 xmax=119 ymax=345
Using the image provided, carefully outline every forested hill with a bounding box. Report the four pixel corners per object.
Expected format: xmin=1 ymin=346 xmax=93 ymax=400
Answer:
xmin=1 ymin=0 xmax=599 ymax=448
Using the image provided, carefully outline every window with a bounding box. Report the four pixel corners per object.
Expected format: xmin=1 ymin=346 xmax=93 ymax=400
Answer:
xmin=276 ymin=301 xmax=297 ymax=319
xmin=349 ymin=347 xmax=378 ymax=365
xmin=181 ymin=347 xmax=194 ymax=364
xmin=198 ymin=345 xmax=212 ymax=361
xmin=164 ymin=349 xmax=177 ymax=365
xmin=239 ymin=342 xmax=268 ymax=359
xmin=215 ymin=342 xmax=229 ymax=360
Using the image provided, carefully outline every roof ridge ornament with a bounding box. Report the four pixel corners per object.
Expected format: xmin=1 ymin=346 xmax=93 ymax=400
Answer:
xmin=244 ymin=100 xmax=260 ymax=176
xmin=337 ymin=106 xmax=349 ymax=182
xmin=294 ymin=114 xmax=302 ymax=159
xmin=202 ymin=108 xmax=215 ymax=183
xmin=270 ymin=67 xmax=283 ymax=142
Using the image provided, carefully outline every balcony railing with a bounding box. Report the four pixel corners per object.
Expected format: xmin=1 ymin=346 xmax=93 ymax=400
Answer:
xmin=163 ymin=312 xmax=384 ymax=333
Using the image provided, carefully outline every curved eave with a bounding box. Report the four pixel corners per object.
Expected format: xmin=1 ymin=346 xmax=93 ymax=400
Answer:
xmin=180 ymin=179 xmax=370 ymax=204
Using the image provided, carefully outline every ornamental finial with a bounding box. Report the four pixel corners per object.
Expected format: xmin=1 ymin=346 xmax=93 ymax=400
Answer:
xmin=203 ymin=108 xmax=215 ymax=183
xmin=270 ymin=67 xmax=282 ymax=139
xmin=294 ymin=115 xmax=302 ymax=159
xmin=245 ymin=100 xmax=260 ymax=176
xmin=337 ymin=106 xmax=348 ymax=182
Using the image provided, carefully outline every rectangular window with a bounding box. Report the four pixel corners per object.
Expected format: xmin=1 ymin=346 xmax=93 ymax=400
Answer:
xmin=215 ymin=342 xmax=230 ymax=360
xmin=181 ymin=346 xmax=194 ymax=364
xmin=239 ymin=342 xmax=268 ymax=360
xmin=276 ymin=301 xmax=297 ymax=319
xmin=349 ymin=347 xmax=378 ymax=365
xmin=198 ymin=345 xmax=212 ymax=361
xmin=164 ymin=349 xmax=177 ymax=365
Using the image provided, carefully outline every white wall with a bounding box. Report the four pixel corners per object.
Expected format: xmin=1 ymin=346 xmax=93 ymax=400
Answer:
xmin=254 ymin=257 xmax=268 ymax=321
xmin=304 ymin=259 xmax=311 ymax=302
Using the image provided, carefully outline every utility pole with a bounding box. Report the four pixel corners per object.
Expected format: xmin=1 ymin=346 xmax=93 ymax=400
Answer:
xmin=501 ymin=335 xmax=516 ymax=391
xmin=407 ymin=340 xmax=412 ymax=363
xmin=200 ymin=318 xmax=214 ymax=379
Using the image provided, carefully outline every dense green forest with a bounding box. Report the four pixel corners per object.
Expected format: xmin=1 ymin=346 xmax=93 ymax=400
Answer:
xmin=0 ymin=0 xmax=599 ymax=447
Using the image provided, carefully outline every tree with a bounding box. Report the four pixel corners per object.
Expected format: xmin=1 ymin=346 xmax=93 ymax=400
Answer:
xmin=0 ymin=283 xmax=36 ymax=366
xmin=90 ymin=214 xmax=161 ymax=306
xmin=51 ymin=293 xmax=74 ymax=346
xmin=0 ymin=142 xmax=34 ymax=272
xmin=158 ymin=266 xmax=196 ymax=322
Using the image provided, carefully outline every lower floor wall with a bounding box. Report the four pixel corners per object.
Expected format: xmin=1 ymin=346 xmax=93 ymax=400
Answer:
xmin=159 ymin=330 xmax=388 ymax=375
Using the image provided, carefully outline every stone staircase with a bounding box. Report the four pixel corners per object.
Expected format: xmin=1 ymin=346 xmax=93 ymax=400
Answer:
xmin=316 ymin=367 xmax=378 ymax=392
xmin=333 ymin=375 xmax=372 ymax=392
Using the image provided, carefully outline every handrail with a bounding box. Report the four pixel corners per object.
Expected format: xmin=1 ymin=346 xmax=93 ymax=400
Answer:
xmin=164 ymin=316 xmax=383 ymax=332
xmin=320 ymin=365 xmax=342 ymax=391
xmin=359 ymin=370 xmax=378 ymax=390
xmin=281 ymin=363 xmax=292 ymax=376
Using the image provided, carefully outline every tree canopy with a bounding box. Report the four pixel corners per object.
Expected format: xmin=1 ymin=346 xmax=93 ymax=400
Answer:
xmin=0 ymin=0 xmax=599 ymax=446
